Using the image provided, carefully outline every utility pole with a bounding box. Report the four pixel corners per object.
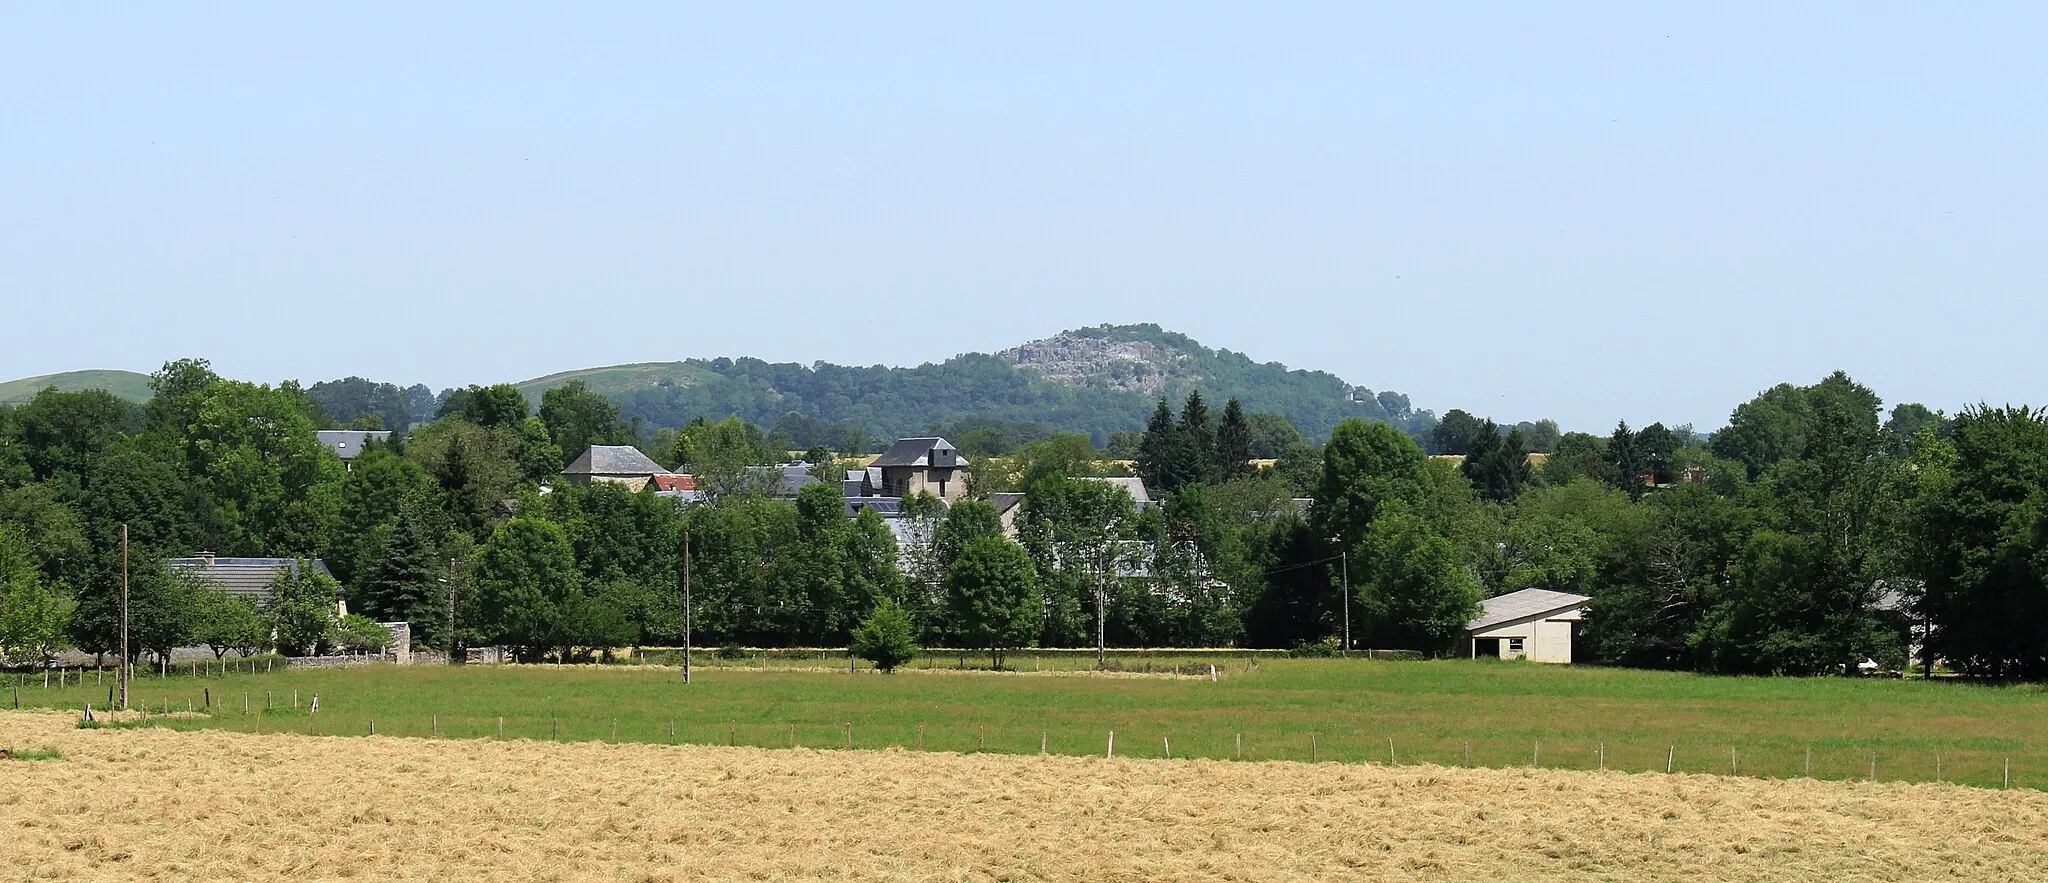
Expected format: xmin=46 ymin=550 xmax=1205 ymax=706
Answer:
xmin=1340 ymin=549 xmax=1350 ymax=656
xmin=682 ymin=533 xmax=692 ymax=684
xmin=119 ymin=524 xmax=129 ymax=710
xmin=446 ymin=558 xmax=457 ymax=664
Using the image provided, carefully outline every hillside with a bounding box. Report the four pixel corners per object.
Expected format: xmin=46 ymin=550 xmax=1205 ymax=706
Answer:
xmin=534 ymin=324 xmax=1432 ymax=444
xmin=0 ymin=369 xmax=152 ymax=405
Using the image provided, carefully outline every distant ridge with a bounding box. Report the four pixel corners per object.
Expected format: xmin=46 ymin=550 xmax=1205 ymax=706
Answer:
xmin=0 ymin=325 xmax=1432 ymax=443
xmin=0 ymin=369 xmax=152 ymax=405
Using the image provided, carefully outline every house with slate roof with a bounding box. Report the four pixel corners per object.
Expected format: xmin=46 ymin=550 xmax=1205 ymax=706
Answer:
xmin=167 ymin=553 xmax=345 ymax=616
xmin=561 ymin=444 xmax=672 ymax=491
xmin=871 ymin=437 xmax=969 ymax=503
xmin=316 ymin=430 xmax=391 ymax=470
xmin=1464 ymin=588 xmax=1588 ymax=663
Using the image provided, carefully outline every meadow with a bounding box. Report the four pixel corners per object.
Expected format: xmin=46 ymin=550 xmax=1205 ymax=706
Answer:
xmin=11 ymin=657 xmax=2048 ymax=790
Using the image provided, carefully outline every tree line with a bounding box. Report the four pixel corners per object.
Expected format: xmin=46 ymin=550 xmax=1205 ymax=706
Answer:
xmin=1 ymin=359 xmax=2043 ymax=677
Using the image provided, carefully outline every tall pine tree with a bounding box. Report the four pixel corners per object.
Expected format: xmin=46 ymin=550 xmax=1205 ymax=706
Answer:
xmin=362 ymin=508 xmax=439 ymax=644
xmin=1214 ymin=398 xmax=1253 ymax=483
xmin=1134 ymin=400 xmax=1180 ymax=493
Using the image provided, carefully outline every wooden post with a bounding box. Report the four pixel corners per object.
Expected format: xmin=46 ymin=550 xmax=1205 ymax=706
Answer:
xmin=1040 ymin=731 xmax=1047 ymax=754
xmin=917 ymin=726 xmax=923 ymax=751
xmin=1236 ymin=733 xmax=1242 ymax=760
xmin=1599 ymin=743 xmax=1606 ymax=771
xmin=1163 ymin=737 xmax=1170 ymax=759
xmin=788 ymin=724 xmax=795 ymax=748
xmin=730 ymin=721 xmax=736 ymax=747
xmin=434 ymin=715 xmax=440 ymax=738
xmin=1731 ymin=747 xmax=1738 ymax=776
xmin=1869 ymin=752 xmax=1876 ymax=781
xmin=1936 ymin=753 xmax=1942 ymax=782
xmin=498 ymin=717 xmax=504 ymax=739
xmin=1107 ymin=730 xmax=1115 ymax=758
xmin=1388 ymin=737 xmax=1395 ymax=765
xmin=611 ymin=719 xmax=618 ymax=743
xmin=2005 ymin=757 xmax=2011 ymax=789
xmin=1310 ymin=733 xmax=1317 ymax=763
xmin=243 ymin=693 xmax=248 ymax=715
xmin=369 ymin=719 xmax=375 ymax=735
xmin=1667 ymin=745 xmax=1674 ymax=773
xmin=1805 ymin=746 xmax=1812 ymax=777
xmin=552 ymin=718 xmax=558 ymax=741
xmin=843 ymin=722 xmax=851 ymax=749
xmin=978 ymin=725 xmax=985 ymax=752
xmin=1532 ymin=740 xmax=1540 ymax=768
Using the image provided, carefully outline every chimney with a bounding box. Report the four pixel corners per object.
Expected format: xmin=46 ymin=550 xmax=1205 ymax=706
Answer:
xmin=199 ymin=551 xmax=215 ymax=566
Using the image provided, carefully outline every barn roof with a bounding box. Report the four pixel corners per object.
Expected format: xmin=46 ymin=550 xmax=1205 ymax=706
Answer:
xmin=1467 ymin=588 xmax=1590 ymax=632
xmin=166 ymin=557 xmax=335 ymax=601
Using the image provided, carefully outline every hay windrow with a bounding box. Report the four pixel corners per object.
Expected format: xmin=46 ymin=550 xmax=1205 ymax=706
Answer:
xmin=3 ymin=711 xmax=2045 ymax=881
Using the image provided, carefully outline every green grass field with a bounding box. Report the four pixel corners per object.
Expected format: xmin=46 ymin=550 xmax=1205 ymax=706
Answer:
xmin=13 ymin=658 xmax=2048 ymax=789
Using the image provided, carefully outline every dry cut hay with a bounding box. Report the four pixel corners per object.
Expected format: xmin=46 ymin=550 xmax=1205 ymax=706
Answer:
xmin=2 ymin=710 xmax=2045 ymax=882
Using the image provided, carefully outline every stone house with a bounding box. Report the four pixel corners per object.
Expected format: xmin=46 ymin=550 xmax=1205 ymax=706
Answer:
xmin=871 ymin=437 xmax=969 ymax=503
xmin=561 ymin=445 xmax=671 ymax=491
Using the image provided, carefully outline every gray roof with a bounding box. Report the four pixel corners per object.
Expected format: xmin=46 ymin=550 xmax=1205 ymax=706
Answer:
xmin=1467 ymin=588 xmax=1590 ymax=632
xmin=744 ymin=462 xmax=822 ymax=497
xmin=873 ymin=437 xmax=968 ymax=469
xmin=988 ymin=493 xmax=1026 ymax=515
xmin=167 ymin=557 xmax=335 ymax=601
xmin=316 ymin=430 xmax=391 ymax=460
xmin=563 ymin=445 xmax=667 ymax=476
xmin=1082 ymin=476 xmax=1152 ymax=505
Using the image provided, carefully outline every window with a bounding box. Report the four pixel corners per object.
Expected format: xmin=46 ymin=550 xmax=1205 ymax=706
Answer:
xmin=1507 ymin=637 xmax=1524 ymax=654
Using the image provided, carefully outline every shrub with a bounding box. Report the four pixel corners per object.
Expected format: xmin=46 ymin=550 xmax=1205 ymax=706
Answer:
xmin=715 ymin=645 xmax=749 ymax=660
xmin=850 ymin=599 xmax=920 ymax=672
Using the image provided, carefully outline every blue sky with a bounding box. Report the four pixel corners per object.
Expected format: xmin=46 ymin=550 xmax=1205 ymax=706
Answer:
xmin=3 ymin=3 xmax=2043 ymax=432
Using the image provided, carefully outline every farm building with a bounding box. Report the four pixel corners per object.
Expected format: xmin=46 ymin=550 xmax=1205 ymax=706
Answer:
xmin=1464 ymin=588 xmax=1588 ymax=663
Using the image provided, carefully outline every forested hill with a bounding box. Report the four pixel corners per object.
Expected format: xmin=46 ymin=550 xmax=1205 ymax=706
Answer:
xmin=518 ymin=324 xmax=1432 ymax=444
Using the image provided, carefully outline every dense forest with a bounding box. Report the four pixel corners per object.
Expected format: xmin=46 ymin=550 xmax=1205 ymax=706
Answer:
xmin=0 ymin=356 xmax=2042 ymax=679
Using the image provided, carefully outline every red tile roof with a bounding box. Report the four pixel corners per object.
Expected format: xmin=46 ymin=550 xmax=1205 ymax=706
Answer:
xmin=649 ymin=473 xmax=696 ymax=492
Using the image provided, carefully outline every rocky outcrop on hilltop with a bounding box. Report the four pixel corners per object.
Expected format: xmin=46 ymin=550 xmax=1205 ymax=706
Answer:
xmin=996 ymin=331 xmax=1197 ymax=394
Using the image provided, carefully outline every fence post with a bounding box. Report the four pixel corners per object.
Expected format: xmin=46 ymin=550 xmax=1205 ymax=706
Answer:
xmin=1164 ymin=737 xmax=1171 ymax=759
xmin=978 ymin=725 xmax=985 ymax=752
xmin=788 ymin=724 xmax=795 ymax=748
xmin=1667 ymin=745 xmax=1674 ymax=774
xmin=434 ymin=715 xmax=440 ymax=738
xmin=1463 ymin=742 xmax=1470 ymax=766
xmin=1869 ymin=752 xmax=1877 ymax=781
xmin=2005 ymin=757 xmax=2011 ymax=789
xmin=1532 ymin=740 xmax=1540 ymax=768
xmin=1387 ymin=737 xmax=1395 ymax=765
xmin=1236 ymin=733 xmax=1243 ymax=760
xmin=1041 ymin=731 xmax=1047 ymax=754
xmin=369 ymin=719 xmax=375 ymax=735
xmin=1731 ymin=747 xmax=1738 ymax=776
xmin=1599 ymin=743 xmax=1605 ymax=771
xmin=1310 ymin=733 xmax=1317 ymax=763
xmin=1936 ymin=753 xmax=1942 ymax=782
xmin=1107 ymin=730 xmax=1115 ymax=758
xmin=730 ymin=721 xmax=736 ymax=747
xmin=1805 ymin=746 xmax=1811 ymax=777
xmin=499 ymin=717 xmax=504 ymax=739
xmin=669 ymin=719 xmax=676 ymax=745
xmin=843 ymin=723 xmax=851 ymax=749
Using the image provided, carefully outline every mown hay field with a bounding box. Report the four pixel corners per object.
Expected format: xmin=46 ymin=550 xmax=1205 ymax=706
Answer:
xmin=15 ymin=658 xmax=2048 ymax=788
xmin=3 ymin=710 xmax=2046 ymax=882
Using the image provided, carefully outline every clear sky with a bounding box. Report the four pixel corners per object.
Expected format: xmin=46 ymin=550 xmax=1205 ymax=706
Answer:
xmin=4 ymin=3 xmax=2042 ymax=432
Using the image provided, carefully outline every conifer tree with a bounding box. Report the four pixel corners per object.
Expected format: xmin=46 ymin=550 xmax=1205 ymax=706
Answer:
xmin=1213 ymin=397 xmax=1253 ymax=483
xmin=362 ymin=508 xmax=439 ymax=643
